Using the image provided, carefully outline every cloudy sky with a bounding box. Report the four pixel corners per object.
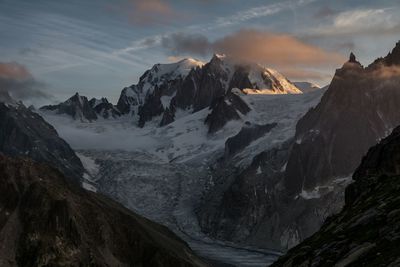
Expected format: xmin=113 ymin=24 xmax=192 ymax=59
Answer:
xmin=1 ymin=0 xmax=400 ymax=104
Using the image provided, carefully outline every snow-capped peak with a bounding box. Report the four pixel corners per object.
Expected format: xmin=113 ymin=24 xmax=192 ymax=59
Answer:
xmin=151 ymin=58 xmax=204 ymax=78
xmin=239 ymin=64 xmax=302 ymax=95
xmin=138 ymin=58 xmax=204 ymax=97
xmin=213 ymin=53 xmax=227 ymax=59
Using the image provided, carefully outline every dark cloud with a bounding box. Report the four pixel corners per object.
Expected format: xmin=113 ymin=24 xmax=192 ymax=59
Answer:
xmin=18 ymin=47 xmax=39 ymax=56
xmin=314 ymin=6 xmax=337 ymax=19
xmin=161 ymin=33 xmax=211 ymax=56
xmin=0 ymin=62 xmax=49 ymax=101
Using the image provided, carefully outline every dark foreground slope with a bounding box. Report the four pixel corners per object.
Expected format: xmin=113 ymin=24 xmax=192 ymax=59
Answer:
xmin=0 ymin=156 xmax=205 ymax=267
xmin=0 ymin=102 xmax=84 ymax=183
xmin=271 ymin=126 xmax=400 ymax=266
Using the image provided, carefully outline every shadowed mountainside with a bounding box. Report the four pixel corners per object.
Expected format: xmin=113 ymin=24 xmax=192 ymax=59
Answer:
xmin=0 ymin=156 xmax=206 ymax=267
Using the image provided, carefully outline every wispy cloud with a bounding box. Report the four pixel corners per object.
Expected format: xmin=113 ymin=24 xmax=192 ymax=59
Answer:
xmin=127 ymin=0 xmax=176 ymax=26
xmin=212 ymin=0 xmax=316 ymax=28
xmin=113 ymin=0 xmax=317 ymax=56
xmin=311 ymin=8 xmax=400 ymax=36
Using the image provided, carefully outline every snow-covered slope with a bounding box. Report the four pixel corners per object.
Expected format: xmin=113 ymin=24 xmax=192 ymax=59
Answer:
xmin=133 ymin=58 xmax=205 ymax=98
xmin=41 ymin=90 xmax=323 ymax=165
xmin=116 ymin=58 xmax=204 ymax=121
xmin=243 ymin=67 xmax=302 ymax=95
xmin=293 ymin=81 xmax=321 ymax=93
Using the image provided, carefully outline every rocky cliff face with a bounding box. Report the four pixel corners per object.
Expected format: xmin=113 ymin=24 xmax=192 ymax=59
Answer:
xmin=0 ymin=102 xmax=84 ymax=183
xmin=0 ymin=156 xmax=205 ymax=267
xmin=285 ymin=47 xmax=400 ymax=196
xmin=224 ymin=122 xmax=277 ymax=158
xmin=272 ymin=125 xmax=400 ymax=267
xmin=197 ymin=42 xmax=400 ymax=251
xmin=204 ymin=89 xmax=251 ymax=134
xmin=89 ymin=97 xmax=121 ymax=119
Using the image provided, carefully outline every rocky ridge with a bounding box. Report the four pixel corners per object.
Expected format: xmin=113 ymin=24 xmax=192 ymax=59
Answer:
xmin=40 ymin=93 xmax=120 ymax=122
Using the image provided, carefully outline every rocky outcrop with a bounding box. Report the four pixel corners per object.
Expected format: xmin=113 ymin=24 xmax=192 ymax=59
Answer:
xmin=41 ymin=93 xmax=98 ymax=122
xmin=0 ymin=102 xmax=84 ymax=183
xmin=89 ymin=97 xmax=121 ymax=119
xmin=0 ymin=156 xmax=205 ymax=267
xmin=224 ymin=122 xmax=277 ymax=158
xmin=204 ymin=90 xmax=251 ymax=134
xmin=41 ymin=93 xmax=121 ymax=121
xmin=272 ymin=125 xmax=400 ymax=267
xmin=198 ymin=141 xmax=291 ymax=246
xmin=160 ymin=106 xmax=176 ymax=127
xmin=116 ymin=85 xmax=142 ymax=115
xmin=138 ymin=85 xmax=169 ymax=127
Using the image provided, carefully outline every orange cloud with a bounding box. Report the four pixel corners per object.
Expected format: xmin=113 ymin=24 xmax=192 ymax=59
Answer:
xmin=161 ymin=30 xmax=344 ymax=83
xmin=0 ymin=62 xmax=48 ymax=100
xmin=0 ymin=62 xmax=31 ymax=80
xmin=372 ymin=65 xmax=400 ymax=79
xmin=213 ymin=30 xmax=345 ymax=68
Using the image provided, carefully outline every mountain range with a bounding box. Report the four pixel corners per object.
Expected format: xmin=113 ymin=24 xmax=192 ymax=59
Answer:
xmin=40 ymin=55 xmax=309 ymax=129
xmin=2 ymin=41 xmax=400 ymax=267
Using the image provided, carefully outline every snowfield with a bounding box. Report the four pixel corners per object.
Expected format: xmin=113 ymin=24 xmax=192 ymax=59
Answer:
xmin=40 ymin=89 xmax=325 ymax=266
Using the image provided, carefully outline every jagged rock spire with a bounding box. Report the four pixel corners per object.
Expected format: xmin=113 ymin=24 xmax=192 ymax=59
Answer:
xmin=349 ymin=52 xmax=357 ymax=63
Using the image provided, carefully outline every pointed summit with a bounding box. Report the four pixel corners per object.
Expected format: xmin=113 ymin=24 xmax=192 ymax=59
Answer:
xmin=209 ymin=53 xmax=225 ymax=64
xmin=343 ymin=52 xmax=362 ymax=68
xmin=349 ymin=52 xmax=357 ymax=63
